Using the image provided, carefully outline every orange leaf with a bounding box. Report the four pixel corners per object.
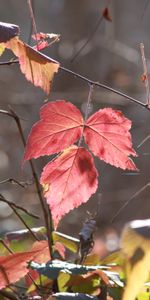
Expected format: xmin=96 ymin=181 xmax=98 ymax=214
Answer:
xmin=6 ymin=37 xmax=59 ymax=94
xmin=40 ymin=146 xmax=98 ymax=228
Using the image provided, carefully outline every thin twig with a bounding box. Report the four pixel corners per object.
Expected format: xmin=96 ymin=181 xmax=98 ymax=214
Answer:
xmin=0 ymin=194 xmax=39 ymax=241
xmin=60 ymin=66 xmax=149 ymax=110
xmin=140 ymin=42 xmax=150 ymax=107
xmin=27 ymin=0 xmax=39 ymax=48
xmin=0 ymin=58 xmax=149 ymax=110
xmin=0 ymin=290 xmax=19 ymax=300
xmin=110 ymin=182 xmax=150 ymax=223
xmin=0 ymin=239 xmax=13 ymax=253
xmin=28 ymin=0 xmax=34 ymax=45
xmin=137 ymin=134 xmax=150 ymax=148
xmin=71 ymin=14 xmax=104 ymax=63
xmin=0 ymin=107 xmax=52 ymax=257
xmin=0 ymin=178 xmax=32 ymax=188
xmin=0 ymin=195 xmax=39 ymax=219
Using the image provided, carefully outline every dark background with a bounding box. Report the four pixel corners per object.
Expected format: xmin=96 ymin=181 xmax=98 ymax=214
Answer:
xmin=0 ymin=0 xmax=150 ymax=253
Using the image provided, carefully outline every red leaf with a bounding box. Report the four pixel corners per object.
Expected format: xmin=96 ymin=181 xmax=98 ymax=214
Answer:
xmin=0 ymin=240 xmax=50 ymax=289
xmin=5 ymin=37 xmax=59 ymax=94
xmin=32 ymin=32 xmax=59 ymax=41
xmin=33 ymin=40 xmax=49 ymax=51
xmin=102 ymin=7 xmax=112 ymax=22
xmin=40 ymin=146 xmax=98 ymax=228
xmin=24 ymin=100 xmax=84 ymax=161
xmin=84 ymin=108 xmax=137 ymax=170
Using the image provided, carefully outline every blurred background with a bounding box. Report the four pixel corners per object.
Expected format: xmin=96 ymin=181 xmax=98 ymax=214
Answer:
xmin=0 ymin=0 xmax=150 ymax=256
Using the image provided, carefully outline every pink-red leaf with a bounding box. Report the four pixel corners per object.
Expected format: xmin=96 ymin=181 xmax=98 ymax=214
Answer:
xmin=0 ymin=240 xmax=51 ymax=289
xmin=84 ymin=108 xmax=137 ymax=170
xmin=24 ymin=100 xmax=84 ymax=161
xmin=5 ymin=37 xmax=59 ymax=94
xmin=32 ymin=32 xmax=59 ymax=41
xmin=40 ymin=146 xmax=98 ymax=228
xmin=33 ymin=40 xmax=49 ymax=51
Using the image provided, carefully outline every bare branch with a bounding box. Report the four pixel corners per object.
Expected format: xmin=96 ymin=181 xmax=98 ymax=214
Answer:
xmin=71 ymin=13 xmax=104 ymax=63
xmin=0 ymin=107 xmax=52 ymax=258
xmin=0 ymin=178 xmax=33 ymax=188
xmin=0 ymin=58 xmax=148 ymax=110
xmin=0 ymin=194 xmax=39 ymax=241
xmin=110 ymin=182 xmax=150 ymax=223
xmin=0 ymin=194 xmax=39 ymax=219
xmin=137 ymin=134 xmax=150 ymax=148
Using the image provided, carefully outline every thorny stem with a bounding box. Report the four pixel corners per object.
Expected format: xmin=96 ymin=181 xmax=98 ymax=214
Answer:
xmin=0 ymin=108 xmax=52 ymax=258
xmin=0 ymin=58 xmax=149 ymax=110
xmin=0 ymin=194 xmax=38 ymax=241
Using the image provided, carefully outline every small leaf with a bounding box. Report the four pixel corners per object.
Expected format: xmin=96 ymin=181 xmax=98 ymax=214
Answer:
xmin=24 ymin=100 xmax=84 ymax=161
xmin=5 ymin=37 xmax=59 ymax=94
xmin=48 ymin=293 xmax=99 ymax=300
xmin=102 ymin=7 xmax=112 ymax=22
xmin=84 ymin=108 xmax=137 ymax=170
xmin=0 ymin=44 xmax=5 ymax=56
xmin=40 ymin=146 xmax=98 ymax=228
xmin=30 ymin=260 xmax=115 ymax=279
xmin=6 ymin=226 xmax=46 ymax=242
xmin=53 ymin=231 xmax=80 ymax=253
xmin=33 ymin=40 xmax=49 ymax=51
xmin=0 ymin=22 xmax=19 ymax=42
xmin=32 ymin=32 xmax=60 ymax=41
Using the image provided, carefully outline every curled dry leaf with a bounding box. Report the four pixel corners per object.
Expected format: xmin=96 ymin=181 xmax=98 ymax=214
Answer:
xmin=24 ymin=100 xmax=84 ymax=161
xmin=5 ymin=37 xmax=59 ymax=94
xmin=40 ymin=146 xmax=98 ymax=228
xmin=102 ymin=7 xmax=112 ymax=22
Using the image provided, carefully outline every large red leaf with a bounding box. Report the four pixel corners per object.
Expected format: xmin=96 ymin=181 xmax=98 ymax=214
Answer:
xmin=0 ymin=240 xmax=51 ymax=289
xmin=5 ymin=37 xmax=59 ymax=94
xmin=84 ymin=108 xmax=137 ymax=170
xmin=40 ymin=146 xmax=98 ymax=228
xmin=24 ymin=100 xmax=84 ymax=161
